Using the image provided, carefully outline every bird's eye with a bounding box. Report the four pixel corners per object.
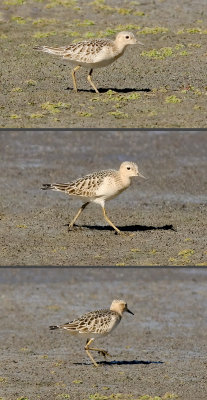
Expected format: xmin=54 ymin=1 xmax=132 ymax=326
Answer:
xmin=127 ymin=167 xmax=131 ymax=170
xmin=126 ymin=36 xmax=129 ymax=39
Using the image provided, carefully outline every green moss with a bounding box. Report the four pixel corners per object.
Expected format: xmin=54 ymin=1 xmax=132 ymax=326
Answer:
xmin=133 ymin=11 xmax=145 ymax=16
xmin=0 ymin=377 xmax=7 ymax=383
xmin=177 ymin=27 xmax=204 ymax=34
xmin=76 ymin=111 xmax=92 ymax=117
xmin=83 ymin=32 xmax=96 ymax=39
xmin=16 ymin=398 xmax=30 ymax=400
xmin=11 ymin=16 xmax=26 ymax=24
xmin=10 ymin=114 xmax=21 ymax=119
xmin=33 ymin=31 xmax=57 ymax=38
xmin=89 ymin=0 xmax=114 ymax=12
xmin=45 ymin=0 xmax=77 ymax=9
xmin=115 ymin=24 xmax=140 ymax=31
xmin=179 ymin=50 xmax=188 ymax=56
xmin=174 ymin=44 xmax=184 ymax=50
xmin=25 ymin=80 xmax=37 ymax=86
xmin=116 ymin=8 xmax=133 ymax=15
xmin=141 ymin=47 xmax=173 ymax=59
xmin=188 ymin=43 xmax=201 ymax=47
xmin=108 ymin=111 xmax=128 ymax=118
xmin=32 ymin=18 xmax=58 ymax=26
xmin=73 ymin=19 xmax=95 ymax=27
xmin=3 ymin=0 xmax=25 ymax=5
xmin=178 ymin=249 xmax=195 ymax=257
xmin=0 ymin=34 xmax=8 ymax=39
xmin=30 ymin=113 xmax=45 ymax=118
xmin=138 ymin=26 xmax=168 ymax=34
xmin=41 ymin=102 xmax=70 ymax=114
xmin=126 ymin=93 xmax=141 ymax=100
xmin=87 ymin=394 xmax=178 ymax=400
xmin=11 ymin=87 xmax=22 ymax=92
xmin=165 ymin=95 xmax=182 ymax=103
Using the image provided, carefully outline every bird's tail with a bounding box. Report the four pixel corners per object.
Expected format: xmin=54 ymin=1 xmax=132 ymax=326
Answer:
xmin=34 ymin=45 xmax=66 ymax=56
xmin=41 ymin=183 xmax=69 ymax=192
xmin=49 ymin=325 xmax=60 ymax=330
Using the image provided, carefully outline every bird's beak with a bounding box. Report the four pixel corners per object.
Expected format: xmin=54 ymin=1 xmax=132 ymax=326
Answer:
xmin=138 ymin=172 xmax=147 ymax=179
xmin=137 ymin=41 xmax=144 ymax=46
xmin=126 ymin=307 xmax=134 ymax=315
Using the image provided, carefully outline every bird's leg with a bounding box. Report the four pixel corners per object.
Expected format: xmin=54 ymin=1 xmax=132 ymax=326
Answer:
xmin=87 ymin=69 xmax=99 ymax=93
xmin=85 ymin=338 xmax=98 ymax=367
xmin=85 ymin=338 xmax=111 ymax=365
xmin=72 ymin=65 xmax=81 ymax=92
xmin=102 ymin=206 xmax=122 ymax=235
xmin=68 ymin=202 xmax=89 ymax=231
xmin=87 ymin=346 xmax=111 ymax=358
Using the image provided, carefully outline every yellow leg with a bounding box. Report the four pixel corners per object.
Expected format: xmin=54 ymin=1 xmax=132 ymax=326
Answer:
xmin=87 ymin=69 xmax=99 ymax=93
xmin=68 ymin=202 xmax=89 ymax=231
xmin=72 ymin=65 xmax=81 ymax=92
xmin=84 ymin=338 xmax=111 ymax=366
xmin=87 ymin=347 xmax=111 ymax=358
xmin=102 ymin=206 xmax=122 ymax=235
xmin=85 ymin=338 xmax=98 ymax=367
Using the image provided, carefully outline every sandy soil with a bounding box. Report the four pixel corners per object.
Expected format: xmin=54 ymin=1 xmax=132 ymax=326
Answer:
xmin=0 ymin=130 xmax=206 ymax=266
xmin=0 ymin=0 xmax=207 ymax=128
xmin=0 ymin=268 xmax=206 ymax=400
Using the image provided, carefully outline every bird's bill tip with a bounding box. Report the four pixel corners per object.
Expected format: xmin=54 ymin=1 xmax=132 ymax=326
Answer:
xmin=126 ymin=308 xmax=134 ymax=315
xmin=138 ymin=172 xmax=147 ymax=179
xmin=136 ymin=40 xmax=144 ymax=46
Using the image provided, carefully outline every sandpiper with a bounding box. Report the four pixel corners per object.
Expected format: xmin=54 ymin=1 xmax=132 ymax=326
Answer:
xmin=50 ymin=299 xmax=134 ymax=366
xmin=34 ymin=31 xmax=143 ymax=92
xmin=42 ymin=161 xmax=146 ymax=234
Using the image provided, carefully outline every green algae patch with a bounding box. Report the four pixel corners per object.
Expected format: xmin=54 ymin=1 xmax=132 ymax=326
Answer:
xmin=138 ymin=26 xmax=168 ymax=34
xmin=141 ymin=44 xmax=191 ymax=60
xmin=32 ymin=18 xmax=58 ymax=26
xmin=30 ymin=113 xmax=45 ymax=119
xmin=25 ymin=80 xmax=37 ymax=86
xmin=0 ymin=377 xmax=8 ymax=383
xmin=11 ymin=87 xmax=23 ymax=92
xmin=76 ymin=111 xmax=93 ymax=117
xmin=165 ymin=95 xmax=182 ymax=103
xmin=3 ymin=0 xmax=25 ymax=5
xmin=10 ymin=114 xmax=21 ymax=119
xmin=178 ymin=249 xmax=195 ymax=257
xmin=16 ymin=397 xmax=30 ymax=400
xmin=11 ymin=16 xmax=27 ymax=24
xmin=108 ymin=111 xmax=128 ymax=118
xmin=73 ymin=19 xmax=95 ymax=27
xmin=45 ymin=0 xmax=77 ymax=9
xmin=177 ymin=27 xmax=207 ymax=34
xmin=0 ymin=34 xmax=8 ymax=39
xmin=87 ymin=393 xmax=178 ymax=400
xmin=33 ymin=31 xmax=57 ymax=39
xmin=41 ymin=102 xmax=71 ymax=114
xmin=92 ymin=90 xmax=141 ymax=105
xmin=141 ymin=47 xmax=173 ymax=59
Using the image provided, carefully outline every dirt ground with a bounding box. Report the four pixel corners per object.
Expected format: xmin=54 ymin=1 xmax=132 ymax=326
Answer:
xmin=0 ymin=268 xmax=207 ymax=400
xmin=0 ymin=0 xmax=207 ymax=128
xmin=0 ymin=130 xmax=207 ymax=266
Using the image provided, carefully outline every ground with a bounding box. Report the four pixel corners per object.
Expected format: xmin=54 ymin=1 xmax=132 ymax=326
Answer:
xmin=0 ymin=268 xmax=206 ymax=400
xmin=0 ymin=130 xmax=206 ymax=266
xmin=0 ymin=0 xmax=207 ymax=128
